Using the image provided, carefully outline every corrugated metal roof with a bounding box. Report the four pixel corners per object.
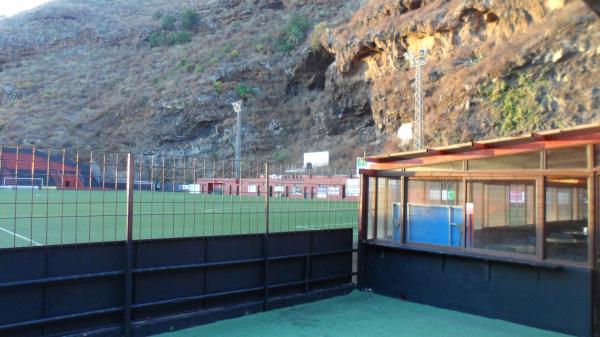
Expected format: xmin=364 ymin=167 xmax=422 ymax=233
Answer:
xmin=367 ymin=123 xmax=600 ymax=163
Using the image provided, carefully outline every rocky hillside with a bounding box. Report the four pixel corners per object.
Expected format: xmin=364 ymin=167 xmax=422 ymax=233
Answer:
xmin=0 ymin=0 xmax=365 ymax=165
xmin=0 ymin=0 xmax=599 ymax=164
xmin=321 ymin=0 xmax=600 ymax=152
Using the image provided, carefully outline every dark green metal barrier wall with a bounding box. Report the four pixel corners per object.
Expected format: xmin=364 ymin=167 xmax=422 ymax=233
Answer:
xmin=0 ymin=229 xmax=355 ymax=337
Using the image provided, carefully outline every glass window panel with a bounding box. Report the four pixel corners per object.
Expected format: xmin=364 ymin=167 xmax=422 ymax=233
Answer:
xmin=406 ymin=179 xmax=464 ymax=247
xmin=546 ymin=146 xmax=587 ymax=169
xmin=405 ymin=161 xmax=464 ymax=171
xmin=595 ymin=144 xmax=600 ymax=167
xmin=376 ymin=178 xmax=402 ymax=241
xmin=408 ymin=180 xmax=463 ymax=206
xmin=367 ymin=177 xmax=376 ymax=240
xmin=545 ymin=177 xmax=588 ymax=262
xmin=468 ymin=181 xmax=536 ymax=255
xmin=468 ymin=152 xmax=540 ymax=170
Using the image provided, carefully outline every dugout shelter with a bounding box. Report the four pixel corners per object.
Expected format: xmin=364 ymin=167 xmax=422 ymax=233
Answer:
xmin=358 ymin=123 xmax=600 ymax=336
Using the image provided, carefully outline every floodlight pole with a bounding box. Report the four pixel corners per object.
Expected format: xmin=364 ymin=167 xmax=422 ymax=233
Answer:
xmin=404 ymin=50 xmax=428 ymax=150
xmin=232 ymin=101 xmax=243 ymax=178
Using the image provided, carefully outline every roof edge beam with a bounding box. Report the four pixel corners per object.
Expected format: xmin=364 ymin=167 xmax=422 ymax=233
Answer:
xmin=471 ymin=141 xmax=487 ymax=150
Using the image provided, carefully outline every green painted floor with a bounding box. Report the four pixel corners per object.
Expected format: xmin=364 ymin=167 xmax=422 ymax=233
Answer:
xmin=158 ymin=291 xmax=570 ymax=337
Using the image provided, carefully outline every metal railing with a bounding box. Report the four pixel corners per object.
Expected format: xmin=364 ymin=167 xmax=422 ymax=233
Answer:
xmin=0 ymin=145 xmax=360 ymax=249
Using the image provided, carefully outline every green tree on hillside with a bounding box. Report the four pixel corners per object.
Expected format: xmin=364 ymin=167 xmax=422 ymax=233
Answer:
xmin=182 ymin=9 xmax=200 ymax=31
xmin=275 ymin=14 xmax=312 ymax=53
xmin=165 ymin=31 xmax=191 ymax=46
xmin=235 ymin=83 xmax=260 ymax=98
xmin=161 ymin=15 xmax=176 ymax=30
xmin=149 ymin=32 xmax=165 ymax=47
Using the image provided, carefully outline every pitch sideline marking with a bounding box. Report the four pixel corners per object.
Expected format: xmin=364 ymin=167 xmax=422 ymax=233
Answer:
xmin=0 ymin=226 xmax=42 ymax=246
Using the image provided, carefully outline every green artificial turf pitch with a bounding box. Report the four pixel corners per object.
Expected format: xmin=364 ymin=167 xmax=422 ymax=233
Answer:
xmin=159 ymin=291 xmax=571 ymax=337
xmin=0 ymin=189 xmax=358 ymax=248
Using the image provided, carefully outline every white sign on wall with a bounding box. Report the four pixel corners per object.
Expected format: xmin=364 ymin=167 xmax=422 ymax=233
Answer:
xmin=346 ymin=178 xmax=360 ymax=197
xmin=356 ymin=157 xmax=370 ymax=175
xmin=327 ymin=186 xmax=340 ymax=196
xmin=248 ymin=185 xmax=257 ymax=193
xmin=179 ymin=184 xmax=200 ymax=193
xmin=509 ymin=190 xmax=526 ymax=204
xmin=466 ymin=203 xmax=474 ymax=215
xmin=188 ymin=184 xmax=201 ymax=194
xmin=317 ymin=186 xmax=327 ymax=199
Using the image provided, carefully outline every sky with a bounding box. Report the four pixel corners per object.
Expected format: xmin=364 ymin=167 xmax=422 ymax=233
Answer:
xmin=0 ymin=0 xmax=52 ymax=17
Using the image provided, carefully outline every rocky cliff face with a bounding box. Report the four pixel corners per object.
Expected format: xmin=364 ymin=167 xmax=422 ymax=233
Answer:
xmin=0 ymin=0 xmax=598 ymax=163
xmin=316 ymin=0 xmax=600 ymax=151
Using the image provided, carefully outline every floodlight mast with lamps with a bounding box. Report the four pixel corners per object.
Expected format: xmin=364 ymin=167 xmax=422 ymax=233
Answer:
xmin=232 ymin=100 xmax=243 ymax=178
xmin=403 ymin=49 xmax=428 ymax=150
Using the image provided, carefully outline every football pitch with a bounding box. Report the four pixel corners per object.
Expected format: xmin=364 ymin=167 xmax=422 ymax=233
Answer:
xmin=0 ymin=189 xmax=358 ymax=249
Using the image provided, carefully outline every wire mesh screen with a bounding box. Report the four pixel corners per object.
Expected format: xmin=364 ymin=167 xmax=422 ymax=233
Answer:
xmin=266 ymin=164 xmax=359 ymax=234
xmin=131 ymin=155 xmax=268 ymax=239
xmin=0 ymin=145 xmax=359 ymax=248
xmin=0 ymin=146 xmax=129 ymax=247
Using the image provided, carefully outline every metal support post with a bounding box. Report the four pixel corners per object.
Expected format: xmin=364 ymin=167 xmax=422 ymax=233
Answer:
xmin=123 ymin=153 xmax=134 ymax=337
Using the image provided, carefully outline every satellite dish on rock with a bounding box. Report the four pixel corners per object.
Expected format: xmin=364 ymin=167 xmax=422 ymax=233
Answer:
xmin=397 ymin=123 xmax=413 ymax=145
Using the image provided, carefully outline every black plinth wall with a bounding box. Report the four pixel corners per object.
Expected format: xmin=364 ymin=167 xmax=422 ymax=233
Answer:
xmin=362 ymin=242 xmax=595 ymax=337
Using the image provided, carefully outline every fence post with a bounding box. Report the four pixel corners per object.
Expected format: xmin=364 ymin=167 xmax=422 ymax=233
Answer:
xmin=123 ymin=153 xmax=135 ymax=337
xmin=263 ymin=163 xmax=270 ymax=310
xmin=357 ymin=174 xmax=369 ymax=289
xmin=265 ymin=163 xmax=270 ymax=234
